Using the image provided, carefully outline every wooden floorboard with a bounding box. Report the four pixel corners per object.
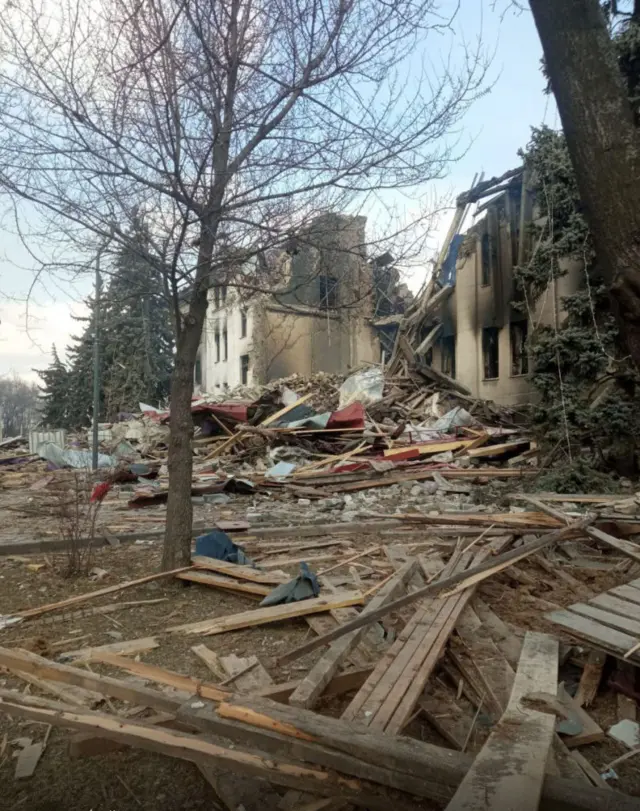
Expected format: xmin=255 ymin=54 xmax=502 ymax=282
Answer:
xmin=546 ymin=609 xmax=640 ymax=662
xmin=589 ymin=593 xmax=640 ymax=622
xmin=608 ymin=584 xmax=640 ymax=607
xmin=444 ymin=632 xmax=558 ymax=811
xmin=569 ymin=603 xmax=640 ymax=637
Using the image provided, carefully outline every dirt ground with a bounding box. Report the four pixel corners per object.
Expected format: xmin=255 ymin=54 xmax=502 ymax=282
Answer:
xmin=1 ymin=495 xmax=640 ymax=808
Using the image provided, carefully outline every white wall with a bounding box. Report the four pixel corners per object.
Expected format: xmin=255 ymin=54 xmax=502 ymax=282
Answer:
xmin=199 ymin=293 xmax=254 ymax=392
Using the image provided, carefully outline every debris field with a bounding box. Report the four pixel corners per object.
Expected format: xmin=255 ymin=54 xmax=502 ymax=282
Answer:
xmin=0 ymin=361 xmax=640 ymax=810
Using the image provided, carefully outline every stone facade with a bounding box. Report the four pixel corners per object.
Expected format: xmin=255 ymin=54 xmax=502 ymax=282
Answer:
xmin=196 ymin=214 xmax=380 ymax=392
xmin=430 ymin=173 xmax=583 ymax=407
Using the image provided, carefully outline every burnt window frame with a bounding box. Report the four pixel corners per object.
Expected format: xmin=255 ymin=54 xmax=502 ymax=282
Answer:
xmin=482 ymin=326 xmax=500 ymax=380
xmin=441 ymin=335 xmax=456 ymax=379
xmin=240 ymin=354 xmax=250 ymax=385
xmin=510 ymin=320 xmax=529 ymax=376
xmin=319 ymin=274 xmax=339 ymax=309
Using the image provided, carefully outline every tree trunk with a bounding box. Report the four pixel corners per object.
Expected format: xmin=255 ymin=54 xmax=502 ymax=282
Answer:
xmin=161 ymin=227 xmax=214 ymax=570
xmin=529 ymin=0 xmax=640 ymax=367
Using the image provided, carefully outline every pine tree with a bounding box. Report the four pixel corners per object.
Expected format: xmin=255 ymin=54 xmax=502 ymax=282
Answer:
xmin=36 ymin=345 xmax=72 ymax=427
xmin=38 ymin=217 xmax=174 ymax=428
xmin=101 ymin=216 xmax=174 ymax=418
xmin=64 ymin=314 xmax=98 ymax=427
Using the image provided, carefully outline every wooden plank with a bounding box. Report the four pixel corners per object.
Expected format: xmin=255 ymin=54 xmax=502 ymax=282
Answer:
xmin=304 ymin=614 xmax=370 ymax=670
xmin=346 ymin=539 xmax=510 ymax=735
xmin=342 ymin=549 xmax=469 ymax=726
xmin=192 ymin=556 xmax=287 ymax=584
xmin=15 ymin=740 xmax=46 ymax=778
xmin=0 ymin=659 xmax=626 ymax=811
xmin=278 ymin=518 xmax=590 ymax=665
xmin=568 ymin=603 xmax=640 ymax=637
xmin=586 ymin=527 xmax=640 ymax=565
xmin=89 ymin=652 xmax=230 ymax=701
xmin=0 ymin=692 xmax=419 ymax=811
xmin=472 ymin=598 xmax=522 ymax=669
xmin=256 ymin=668 xmax=373 ymax=704
xmin=466 ymin=440 xmax=531 ymax=459
xmin=219 ymin=654 xmax=274 ymax=691
xmin=13 ymin=566 xmax=194 ymax=620
xmin=178 ymin=570 xmax=272 ymax=597
xmin=261 ymin=393 xmax=314 ymax=427
xmin=444 ymin=632 xmax=558 ymax=811
xmin=0 ymin=646 xmax=193 ymax=713
xmin=205 ymin=693 xmax=632 ymax=811
xmin=261 ymin=554 xmax=336 ymax=570
xmin=454 ymin=607 xmax=515 ymax=714
xmin=419 ymin=684 xmax=475 ymax=750
xmin=168 ymin=593 xmax=364 ymax=636
xmin=9 ymin=669 xmax=102 ymax=707
xmin=383 ymin=439 xmax=474 ymax=459
xmin=590 ymin=592 xmax=640 ymax=622
xmin=557 ymin=684 xmax=605 ymax=749
xmin=191 ymin=645 xmax=227 ymax=680
xmin=575 ymin=651 xmax=606 ymax=707
xmin=569 ymin=750 xmax=612 ymax=790
xmin=546 ymin=610 xmax=640 ymax=661
xmin=58 ymin=636 xmax=159 ymax=663
xmin=551 ymin=735 xmax=590 ymax=783
xmin=288 ymin=561 xmax=416 ymax=709
xmin=608 ymin=584 xmax=640 ymax=607
xmin=69 ymin=712 xmax=199 ymax=759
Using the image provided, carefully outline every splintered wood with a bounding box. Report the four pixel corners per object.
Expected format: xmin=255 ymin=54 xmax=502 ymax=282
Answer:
xmin=342 ymin=538 xmax=510 ymax=734
xmin=2 ymin=498 xmax=640 ymax=811
xmin=445 ymin=632 xmax=559 ymax=811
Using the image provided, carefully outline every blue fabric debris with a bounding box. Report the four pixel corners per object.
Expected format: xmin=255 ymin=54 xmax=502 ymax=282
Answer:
xmin=195 ymin=530 xmax=253 ymax=566
xmin=439 ymin=233 xmax=464 ymax=286
xmin=259 ymin=562 xmax=320 ymax=607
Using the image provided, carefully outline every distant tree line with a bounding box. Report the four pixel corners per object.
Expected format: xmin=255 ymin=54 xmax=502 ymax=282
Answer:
xmin=38 ymin=219 xmax=174 ymax=428
xmin=0 ymin=377 xmax=40 ymax=437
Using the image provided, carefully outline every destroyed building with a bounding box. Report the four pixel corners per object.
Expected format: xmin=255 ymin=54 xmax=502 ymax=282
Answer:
xmin=422 ymin=170 xmax=584 ymax=407
xmin=196 ymin=214 xmax=402 ymax=392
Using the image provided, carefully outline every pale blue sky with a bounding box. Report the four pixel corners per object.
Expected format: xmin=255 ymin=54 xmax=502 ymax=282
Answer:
xmin=0 ymin=0 xmax=555 ymax=380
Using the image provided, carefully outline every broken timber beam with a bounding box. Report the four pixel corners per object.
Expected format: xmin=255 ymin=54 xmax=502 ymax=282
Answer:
xmin=288 ymin=560 xmax=417 ymax=709
xmin=278 ymin=517 xmax=593 ymax=665
xmin=445 ymin=632 xmax=558 ymax=811
xmin=0 ymin=653 xmax=631 ymax=811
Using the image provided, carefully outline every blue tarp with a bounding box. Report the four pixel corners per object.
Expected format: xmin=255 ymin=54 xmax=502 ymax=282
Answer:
xmin=260 ymin=562 xmax=320 ymax=606
xmin=439 ymin=233 xmax=464 ymax=287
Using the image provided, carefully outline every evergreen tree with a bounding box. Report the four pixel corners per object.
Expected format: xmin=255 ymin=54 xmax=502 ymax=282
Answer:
xmin=514 ymin=10 xmax=640 ymax=486
xmin=101 ymin=216 xmax=174 ymax=418
xmin=38 ymin=217 xmax=174 ymax=427
xmin=36 ymin=345 xmax=72 ymax=427
xmin=64 ymin=313 xmax=98 ymax=427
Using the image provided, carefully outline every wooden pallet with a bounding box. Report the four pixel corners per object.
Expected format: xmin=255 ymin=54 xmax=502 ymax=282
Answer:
xmin=341 ymin=538 xmax=509 ymax=734
xmin=547 ymin=577 xmax=640 ymax=664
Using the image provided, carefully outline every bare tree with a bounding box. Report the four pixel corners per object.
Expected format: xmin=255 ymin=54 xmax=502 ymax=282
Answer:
xmin=0 ymin=0 xmax=489 ymax=568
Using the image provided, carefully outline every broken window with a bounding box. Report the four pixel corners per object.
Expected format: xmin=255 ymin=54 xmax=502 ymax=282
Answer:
xmin=510 ymin=320 xmax=529 ymax=375
xmin=223 ymin=325 xmax=228 ymax=361
xmin=482 ymin=326 xmax=499 ymax=380
xmin=214 ymin=329 xmax=220 ymax=363
xmin=319 ymin=275 xmax=338 ymax=308
xmin=240 ymin=308 xmax=248 ymax=338
xmin=194 ymin=352 xmax=202 ymax=386
xmin=481 ymin=233 xmax=491 ymax=286
xmin=240 ymin=354 xmax=250 ymax=385
xmin=441 ymin=336 xmax=456 ymax=379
